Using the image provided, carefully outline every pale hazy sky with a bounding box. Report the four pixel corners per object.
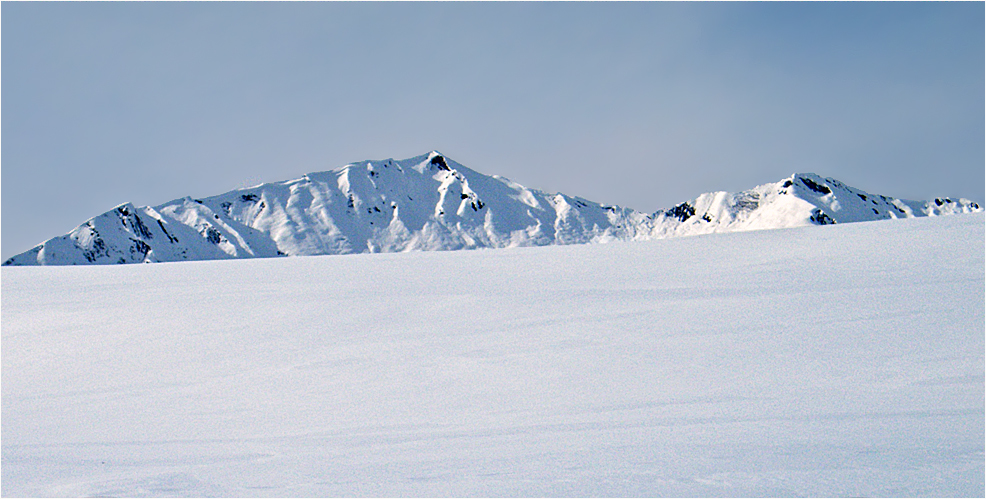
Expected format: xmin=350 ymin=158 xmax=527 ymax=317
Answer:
xmin=3 ymin=2 xmax=983 ymax=260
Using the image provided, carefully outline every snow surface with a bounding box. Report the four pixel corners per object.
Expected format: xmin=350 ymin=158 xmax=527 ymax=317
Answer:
xmin=4 ymin=151 xmax=981 ymax=266
xmin=2 ymin=213 xmax=984 ymax=497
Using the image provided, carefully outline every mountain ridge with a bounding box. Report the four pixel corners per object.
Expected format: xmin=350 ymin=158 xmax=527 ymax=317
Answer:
xmin=4 ymin=151 xmax=981 ymax=266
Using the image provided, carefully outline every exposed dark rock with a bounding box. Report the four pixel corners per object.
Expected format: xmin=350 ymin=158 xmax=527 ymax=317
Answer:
xmin=733 ymin=193 xmax=760 ymax=211
xmin=430 ymin=155 xmax=450 ymax=171
xmin=666 ymin=203 xmax=696 ymax=222
xmin=130 ymin=238 xmax=151 ymax=259
xmin=800 ymin=178 xmax=832 ymax=195
xmin=115 ymin=208 xmax=153 ymax=240
xmin=809 ymin=209 xmax=835 ymax=225
xmin=157 ymin=220 xmax=178 ymax=244
xmin=204 ymin=226 xmax=222 ymax=245
xmin=82 ymin=237 xmax=108 ymax=263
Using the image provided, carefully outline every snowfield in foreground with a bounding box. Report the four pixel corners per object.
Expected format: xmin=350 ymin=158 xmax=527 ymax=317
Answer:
xmin=2 ymin=213 xmax=984 ymax=497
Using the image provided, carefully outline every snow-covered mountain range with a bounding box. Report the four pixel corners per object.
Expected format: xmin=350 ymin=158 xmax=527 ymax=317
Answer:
xmin=4 ymin=151 xmax=981 ymax=266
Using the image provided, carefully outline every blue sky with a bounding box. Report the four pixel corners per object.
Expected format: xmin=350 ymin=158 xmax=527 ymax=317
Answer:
xmin=3 ymin=2 xmax=983 ymax=260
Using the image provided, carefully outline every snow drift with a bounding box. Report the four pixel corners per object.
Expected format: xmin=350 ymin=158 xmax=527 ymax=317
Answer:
xmin=4 ymin=151 xmax=980 ymax=266
xmin=2 ymin=213 xmax=983 ymax=496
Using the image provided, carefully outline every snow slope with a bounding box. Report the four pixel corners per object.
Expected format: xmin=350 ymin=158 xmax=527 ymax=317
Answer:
xmin=4 ymin=151 xmax=980 ymax=266
xmin=2 ymin=213 xmax=983 ymax=497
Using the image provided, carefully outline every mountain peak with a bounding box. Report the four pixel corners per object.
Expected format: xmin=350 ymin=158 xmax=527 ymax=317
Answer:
xmin=428 ymin=153 xmax=451 ymax=171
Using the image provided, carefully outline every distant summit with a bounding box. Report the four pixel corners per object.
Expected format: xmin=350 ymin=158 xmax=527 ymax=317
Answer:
xmin=4 ymin=151 xmax=981 ymax=266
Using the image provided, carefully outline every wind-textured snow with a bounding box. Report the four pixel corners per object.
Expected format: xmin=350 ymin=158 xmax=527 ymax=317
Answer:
xmin=2 ymin=213 xmax=983 ymax=497
xmin=3 ymin=151 xmax=981 ymax=266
